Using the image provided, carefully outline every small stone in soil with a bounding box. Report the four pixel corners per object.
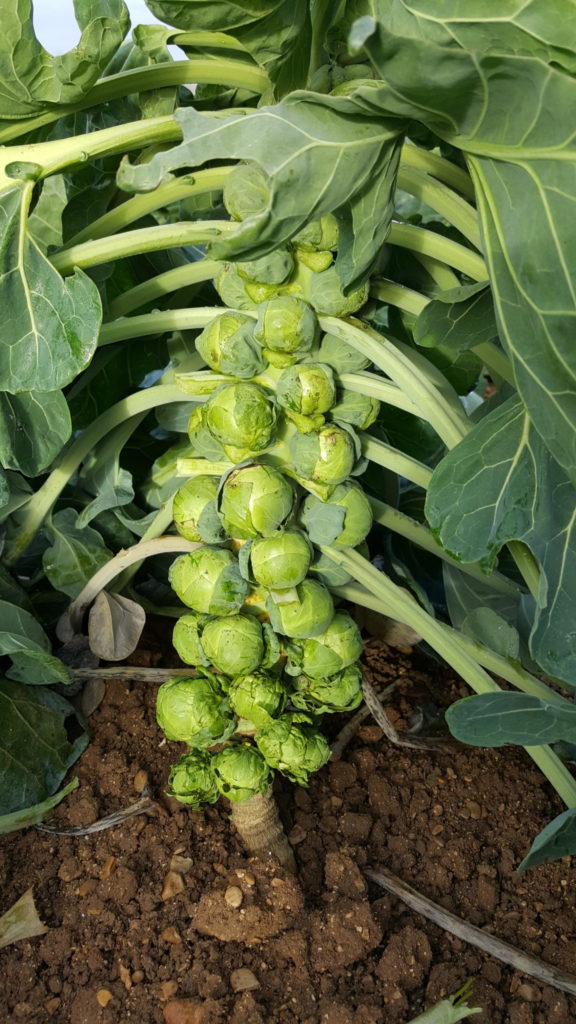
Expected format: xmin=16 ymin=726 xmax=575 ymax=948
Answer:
xmin=161 ymin=981 xmax=179 ymax=1000
xmin=170 ymin=853 xmax=193 ymax=874
xmin=162 ymin=871 xmax=186 ymax=900
xmin=162 ymin=926 xmax=183 ymax=944
xmin=230 ymin=968 xmax=260 ymax=992
xmin=96 ymin=989 xmax=113 ymax=1007
xmin=134 ymin=769 xmax=149 ymax=792
xmin=225 ymin=886 xmax=243 ymax=908
xmin=164 ymin=999 xmax=209 ymax=1024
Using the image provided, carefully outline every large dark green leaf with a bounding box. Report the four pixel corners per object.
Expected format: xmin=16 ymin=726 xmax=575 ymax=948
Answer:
xmin=0 ymin=183 xmax=102 ymax=393
xmin=354 ymin=3 xmax=576 ymax=482
xmin=0 ymin=0 xmax=129 ymax=122
xmin=0 ymin=600 xmax=72 ymax=685
xmin=0 ymin=390 xmax=71 ymax=475
xmin=118 ymin=96 xmax=404 ymax=289
xmin=426 ymin=396 xmax=576 ymax=683
xmin=145 ymin=0 xmax=312 ymax=95
xmin=43 ymin=509 xmax=113 ymax=598
xmin=446 ymin=692 xmax=576 ymax=747
xmin=0 ymin=678 xmax=86 ymax=815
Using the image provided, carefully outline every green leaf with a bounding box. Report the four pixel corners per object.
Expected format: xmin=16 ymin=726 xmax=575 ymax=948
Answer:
xmin=0 ymin=470 xmax=32 ymax=522
xmin=0 ymin=389 xmax=71 ymax=475
xmin=300 ymin=501 xmax=346 ymax=546
xmin=0 ymin=0 xmax=129 ymax=121
xmin=0 ymin=599 xmax=72 ymax=685
xmin=43 ymin=509 xmax=113 ymax=598
xmin=461 ymin=608 xmax=519 ymax=661
xmin=118 ymin=96 xmax=404 ymax=290
xmin=415 ymin=287 xmax=497 ymax=354
xmin=146 ymin=0 xmax=312 ymax=95
xmin=0 ymin=183 xmax=102 ymax=393
xmin=446 ymin=692 xmax=576 ymax=748
xmin=28 ymin=175 xmax=67 ymax=251
xmin=0 ymin=778 xmax=78 ymax=835
xmin=357 ymin=5 xmax=576 ymax=480
xmin=518 ymin=805 xmax=576 ymax=872
xmin=0 ymin=678 xmax=87 ymax=815
xmin=426 ymin=397 xmax=576 ymax=683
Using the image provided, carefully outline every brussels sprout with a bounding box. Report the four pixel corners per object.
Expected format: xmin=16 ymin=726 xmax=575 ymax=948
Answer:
xmin=266 ymin=578 xmax=334 ymax=638
xmin=300 ymin=481 xmax=373 ymax=548
xmin=316 ymin=333 xmax=371 ymax=373
xmin=169 ymin=547 xmax=248 ymax=615
xmin=229 ymin=672 xmax=286 ymax=727
xmin=294 ymin=248 xmax=334 ymax=273
xmin=237 ymin=247 xmax=294 ymax=286
xmin=290 ymin=424 xmax=358 ymax=487
xmin=205 ymin=383 xmax=277 ymax=454
xmin=173 ymin=475 xmax=224 ymax=543
xmin=286 ymin=611 xmax=363 ymax=678
xmin=195 ymin=313 xmax=267 ymax=379
xmin=187 ymin=406 xmax=228 ymax=461
xmin=291 ymin=664 xmax=363 ymax=714
xmin=200 ymin=614 xmax=265 ymax=676
xmin=255 ymin=714 xmax=331 ymax=785
xmin=309 ymin=266 xmax=369 ymax=316
xmin=214 ymin=264 xmax=258 ymax=310
xmin=254 ymin=296 xmax=318 ymax=363
xmin=156 ymin=675 xmax=235 ymax=746
xmin=331 ymin=389 xmax=380 ymax=430
xmin=276 ymin=362 xmax=336 ymax=418
xmin=223 ymin=163 xmax=271 ymax=221
xmin=247 ymin=529 xmax=312 ymax=589
xmin=219 ymin=463 xmax=295 ymax=539
xmin=173 ymin=611 xmax=210 ymax=666
xmin=212 ymin=743 xmax=273 ymax=802
xmin=167 ymin=750 xmax=219 ymax=807
xmin=294 ymin=215 xmax=339 ymax=252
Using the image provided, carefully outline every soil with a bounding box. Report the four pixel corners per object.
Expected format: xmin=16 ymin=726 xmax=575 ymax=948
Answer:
xmin=1 ymin=634 xmax=575 ymax=1024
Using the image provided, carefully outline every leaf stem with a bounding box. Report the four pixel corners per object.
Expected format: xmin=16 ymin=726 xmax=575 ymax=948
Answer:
xmin=66 ymin=168 xmax=233 ymax=246
xmin=400 ymin=144 xmax=475 ymax=199
xmin=370 ymin=280 xmax=429 ymax=317
xmin=99 ymin=307 xmax=224 ymax=347
xmin=388 ymin=223 xmax=487 ymax=281
xmin=473 ymin=341 xmax=515 ymax=387
xmin=361 ymin=436 xmax=433 ymax=490
xmin=319 ymin=315 xmax=469 ymax=448
xmin=396 ymin=166 xmax=481 ymax=248
xmin=107 ymin=261 xmax=221 ymax=319
xmin=0 ymin=60 xmax=269 ymax=144
xmin=60 ymin=535 xmax=200 ymax=636
xmin=51 ymin=221 xmax=236 ymax=275
xmin=4 ymin=386 xmax=197 ymax=563
xmin=339 ymin=373 xmax=421 ymax=414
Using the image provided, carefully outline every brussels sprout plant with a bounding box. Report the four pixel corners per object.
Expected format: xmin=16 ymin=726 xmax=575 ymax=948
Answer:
xmin=3 ymin=0 xmax=575 ymax=885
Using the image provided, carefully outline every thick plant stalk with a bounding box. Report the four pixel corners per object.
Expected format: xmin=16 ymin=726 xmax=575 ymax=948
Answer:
xmin=230 ymin=788 xmax=296 ymax=873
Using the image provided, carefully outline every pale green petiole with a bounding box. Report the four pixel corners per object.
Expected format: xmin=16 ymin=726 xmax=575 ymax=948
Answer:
xmin=108 ymin=261 xmax=222 ymax=320
xmin=396 ymin=165 xmax=481 ymax=249
xmin=388 ymin=223 xmax=487 ymax=281
xmin=67 ymin=168 xmax=233 ymax=247
xmin=0 ymin=60 xmax=269 ymax=145
xmin=51 ymin=221 xmax=237 ymax=275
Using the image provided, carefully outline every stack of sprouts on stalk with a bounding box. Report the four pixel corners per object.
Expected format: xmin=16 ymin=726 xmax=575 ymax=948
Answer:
xmin=156 ymin=165 xmax=378 ymax=869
